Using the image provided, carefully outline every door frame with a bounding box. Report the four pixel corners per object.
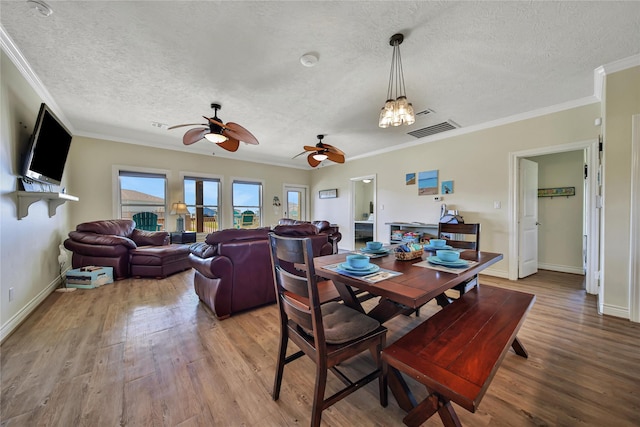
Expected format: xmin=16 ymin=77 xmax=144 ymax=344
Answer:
xmin=282 ymin=183 xmax=309 ymax=221
xmin=350 ymin=174 xmax=377 ymax=250
xmin=509 ymin=139 xmax=600 ymax=294
xmin=630 ymin=114 xmax=640 ymax=322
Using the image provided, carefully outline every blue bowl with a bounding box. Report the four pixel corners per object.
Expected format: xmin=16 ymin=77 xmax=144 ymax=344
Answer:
xmin=429 ymin=239 xmax=447 ymax=248
xmin=346 ymin=254 xmax=370 ymax=269
xmin=436 ymin=250 xmax=460 ymax=262
xmin=366 ymin=241 xmax=383 ymax=250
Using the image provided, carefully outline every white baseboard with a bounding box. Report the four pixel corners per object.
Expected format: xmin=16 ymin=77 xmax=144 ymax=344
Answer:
xmin=479 ymin=267 xmax=509 ymax=279
xmin=538 ymin=263 xmax=585 ymax=275
xmin=0 ymin=274 xmax=61 ymax=343
xmin=601 ymin=302 xmax=630 ymax=320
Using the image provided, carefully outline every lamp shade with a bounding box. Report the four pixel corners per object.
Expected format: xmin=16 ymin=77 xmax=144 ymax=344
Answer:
xmin=170 ymin=202 xmax=189 ymax=215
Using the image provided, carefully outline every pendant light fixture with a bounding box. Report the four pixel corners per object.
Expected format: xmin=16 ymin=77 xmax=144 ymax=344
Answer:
xmin=378 ymin=33 xmax=415 ymax=128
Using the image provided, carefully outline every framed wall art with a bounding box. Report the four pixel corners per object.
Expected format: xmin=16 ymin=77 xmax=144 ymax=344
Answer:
xmin=319 ymin=188 xmax=338 ymax=199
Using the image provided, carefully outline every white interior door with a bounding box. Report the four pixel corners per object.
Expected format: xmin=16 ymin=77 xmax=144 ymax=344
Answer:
xmin=283 ymin=185 xmax=307 ymax=221
xmin=519 ymin=158 xmax=539 ymax=278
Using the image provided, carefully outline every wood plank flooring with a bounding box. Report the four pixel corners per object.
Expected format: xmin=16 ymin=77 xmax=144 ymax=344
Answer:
xmin=1 ymin=270 xmax=639 ymax=426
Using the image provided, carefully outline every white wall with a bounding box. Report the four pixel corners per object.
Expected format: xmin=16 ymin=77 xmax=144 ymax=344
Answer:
xmin=1 ymin=51 xmax=74 ymax=341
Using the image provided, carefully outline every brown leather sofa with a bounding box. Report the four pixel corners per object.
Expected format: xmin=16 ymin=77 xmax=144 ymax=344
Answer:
xmin=64 ymin=219 xmax=191 ymax=280
xmin=189 ymin=224 xmax=333 ymax=320
xmin=277 ymin=218 xmax=341 ymax=253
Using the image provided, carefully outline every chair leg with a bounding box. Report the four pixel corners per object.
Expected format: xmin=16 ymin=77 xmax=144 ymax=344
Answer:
xmin=272 ymin=330 xmax=289 ymax=400
xmin=311 ymin=365 xmax=329 ymax=427
xmin=377 ymin=338 xmax=388 ymax=407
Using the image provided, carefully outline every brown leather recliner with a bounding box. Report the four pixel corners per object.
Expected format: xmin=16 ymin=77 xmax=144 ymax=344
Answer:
xmin=189 ymin=224 xmax=333 ymax=320
xmin=64 ymin=219 xmax=190 ymax=279
xmin=277 ymin=218 xmax=341 ymax=253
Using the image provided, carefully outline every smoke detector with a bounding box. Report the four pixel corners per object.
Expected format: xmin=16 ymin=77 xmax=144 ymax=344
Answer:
xmin=27 ymin=0 xmax=53 ymax=16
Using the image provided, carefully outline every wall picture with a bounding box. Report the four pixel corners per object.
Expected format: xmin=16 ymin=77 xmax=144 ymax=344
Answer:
xmin=418 ymin=170 xmax=438 ymax=195
xmin=405 ymin=173 xmax=416 ymax=185
xmin=441 ymin=180 xmax=454 ymax=194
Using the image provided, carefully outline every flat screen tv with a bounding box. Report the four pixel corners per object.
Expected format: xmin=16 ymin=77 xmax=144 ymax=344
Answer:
xmin=22 ymin=103 xmax=73 ymax=186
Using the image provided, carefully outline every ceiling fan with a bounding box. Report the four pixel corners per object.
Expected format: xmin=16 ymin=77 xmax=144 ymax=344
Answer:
xmin=293 ymin=135 xmax=345 ymax=167
xmin=168 ymin=103 xmax=259 ymax=153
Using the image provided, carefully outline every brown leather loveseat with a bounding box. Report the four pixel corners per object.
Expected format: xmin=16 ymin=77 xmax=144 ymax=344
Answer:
xmin=277 ymin=218 xmax=341 ymax=253
xmin=189 ymin=224 xmax=333 ymax=319
xmin=64 ymin=219 xmax=191 ymax=280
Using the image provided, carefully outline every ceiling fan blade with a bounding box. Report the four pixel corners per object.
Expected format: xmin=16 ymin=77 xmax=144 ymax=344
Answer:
xmin=307 ymin=153 xmax=321 ymax=168
xmin=223 ymin=122 xmax=259 ymax=145
xmin=183 ymin=128 xmax=208 ymax=145
xmin=168 ymin=123 xmax=207 ymax=130
xmin=303 ymin=145 xmax=319 ymax=151
xmin=325 ymin=151 xmax=345 ymax=164
xmin=217 ymin=137 xmax=240 ymax=152
xmin=292 ymin=150 xmax=308 ymax=159
xmin=324 ymin=143 xmax=345 ymax=156
xmin=204 ymin=116 xmax=225 ymax=128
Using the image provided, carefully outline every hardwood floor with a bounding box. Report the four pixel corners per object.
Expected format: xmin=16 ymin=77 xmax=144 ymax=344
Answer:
xmin=1 ymin=270 xmax=638 ymax=426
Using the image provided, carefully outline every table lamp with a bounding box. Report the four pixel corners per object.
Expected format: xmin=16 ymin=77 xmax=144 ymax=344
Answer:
xmin=170 ymin=201 xmax=190 ymax=232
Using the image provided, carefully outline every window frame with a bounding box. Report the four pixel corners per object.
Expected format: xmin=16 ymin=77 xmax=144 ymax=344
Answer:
xmin=114 ymin=166 xmax=170 ymax=228
xmin=231 ymin=178 xmax=264 ymax=229
xmin=181 ymin=173 xmax=223 ymax=233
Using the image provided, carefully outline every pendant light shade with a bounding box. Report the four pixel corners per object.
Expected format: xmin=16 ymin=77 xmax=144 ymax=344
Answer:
xmin=379 ymin=33 xmax=415 ymax=128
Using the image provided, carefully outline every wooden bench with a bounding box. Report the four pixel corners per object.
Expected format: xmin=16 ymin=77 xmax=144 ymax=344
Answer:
xmin=382 ymin=285 xmax=536 ymax=427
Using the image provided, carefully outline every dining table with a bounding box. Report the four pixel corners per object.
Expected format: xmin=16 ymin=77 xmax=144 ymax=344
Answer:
xmin=310 ymin=247 xmax=505 ymax=416
xmin=312 ymin=248 xmax=504 ymax=324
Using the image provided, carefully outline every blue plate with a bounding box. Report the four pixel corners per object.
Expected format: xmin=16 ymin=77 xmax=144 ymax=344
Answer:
xmin=360 ymin=248 xmax=390 ymax=255
xmin=423 ymin=244 xmax=453 ymax=251
xmin=338 ymin=263 xmax=380 ymax=275
xmin=427 ymin=256 xmax=469 ymax=268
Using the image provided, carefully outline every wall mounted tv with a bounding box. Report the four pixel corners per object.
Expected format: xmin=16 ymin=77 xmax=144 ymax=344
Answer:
xmin=22 ymin=103 xmax=73 ymax=186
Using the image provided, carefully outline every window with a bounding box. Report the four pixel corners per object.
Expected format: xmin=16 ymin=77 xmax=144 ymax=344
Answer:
xmin=184 ymin=177 xmax=220 ymax=233
xmin=232 ymin=180 xmax=262 ymax=229
xmin=119 ymin=171 xmax=167 ymax=229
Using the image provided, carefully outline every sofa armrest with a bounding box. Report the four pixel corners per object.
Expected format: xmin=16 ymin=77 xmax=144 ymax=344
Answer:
xmin=188 ymin=253 xmax=233 ymax=280
xmin=67 ymin=231 xmax=137 ymax=249
xmin=190 ymin=242 xmax=217 ymax=259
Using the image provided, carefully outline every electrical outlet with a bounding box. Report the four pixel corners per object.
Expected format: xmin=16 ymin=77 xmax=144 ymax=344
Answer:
xmin=9 ymin=287 xmax=14 ymax=302
xmin=494 ymin=201 xmax=501 ymax=209
xmin=433 ymin=196 xmax=442 ymax=202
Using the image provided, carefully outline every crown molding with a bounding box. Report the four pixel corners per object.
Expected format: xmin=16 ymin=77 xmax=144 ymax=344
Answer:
xmin=0 ymin=25 xmax=75 ymax=132
xmin=593 ymin=53 xmax=640 ymax=101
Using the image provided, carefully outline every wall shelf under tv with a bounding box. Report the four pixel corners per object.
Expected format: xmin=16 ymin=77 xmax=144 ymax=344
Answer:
xmin=17 ymin=191 xmax=79 ymax=220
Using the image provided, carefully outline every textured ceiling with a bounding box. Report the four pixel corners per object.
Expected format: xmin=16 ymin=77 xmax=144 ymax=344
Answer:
xmin=2 ymin=1 xmax=639 ymax=168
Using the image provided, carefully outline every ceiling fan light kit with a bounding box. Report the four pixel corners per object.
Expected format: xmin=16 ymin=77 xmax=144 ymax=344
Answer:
xmin=379 ymin=33 xmax=416 ymax=128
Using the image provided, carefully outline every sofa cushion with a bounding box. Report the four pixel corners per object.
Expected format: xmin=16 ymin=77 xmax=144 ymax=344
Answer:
xmin=205 ymin=227 xmax=271 ymax=245
xmin=273 ymin=223 xmax=318 ymax=236
xmin=68 ymin=231 xmax=137 ymax=249
xmin=190 ymin=242 xmax=217 ymax=259
xmin=76 ymin=219 xmax=136 ymax=237
xmin=131 ymin=228 xmax=169 ymax=246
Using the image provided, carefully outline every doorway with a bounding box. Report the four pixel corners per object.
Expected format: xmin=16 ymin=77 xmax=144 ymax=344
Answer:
xmin=509 ymin=139 xmax=600 ymax=294
xmin=350 ymin=175 xmax=376 ymax=250
xmin=282 ymin=184 xmax=308 ymax=221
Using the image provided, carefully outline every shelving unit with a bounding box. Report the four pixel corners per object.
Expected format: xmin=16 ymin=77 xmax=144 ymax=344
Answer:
xmin=17 ymin=191 xmax=79 ymax=220
xmin=386 ymin=222 xmax=439 ymax=243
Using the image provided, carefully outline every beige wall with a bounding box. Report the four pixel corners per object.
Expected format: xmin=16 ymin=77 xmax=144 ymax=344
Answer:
xmin=1 ymin=51 xmax=75 ymax=339
xmin=66 ymin=136 xmax=311 ymax=231
xmin=310 ymin=104 xmax=601 ymax=278
xmin=602 ymin=66 xmax=640 ymax=315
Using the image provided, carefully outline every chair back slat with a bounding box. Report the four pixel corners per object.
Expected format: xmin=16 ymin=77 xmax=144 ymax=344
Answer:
xmin=133 ymin=212 xmax=160 ymax=231
xmin=269 ymin=233 xmax=324 ymax=341
xmin=438 ymin=223 xmax=480 ymax=251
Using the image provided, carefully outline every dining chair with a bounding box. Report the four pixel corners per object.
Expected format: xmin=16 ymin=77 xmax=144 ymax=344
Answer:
xmin=132 ymin=211 xmax=161 ymax=231
xmin=268 ymin=233 xmax=387 ymax=427
xmin=438 ymin=222 xmax=481 ymax=296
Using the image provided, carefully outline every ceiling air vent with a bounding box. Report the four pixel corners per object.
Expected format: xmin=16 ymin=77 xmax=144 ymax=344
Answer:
xmin=407 ymin=120 xmax=459 ymax=139
xmin=415 ymin=108 xmax=435 ymax=117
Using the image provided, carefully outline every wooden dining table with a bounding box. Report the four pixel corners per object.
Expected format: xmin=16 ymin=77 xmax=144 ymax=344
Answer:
xmin=312 ymin=249 xmax=504 ymax=324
